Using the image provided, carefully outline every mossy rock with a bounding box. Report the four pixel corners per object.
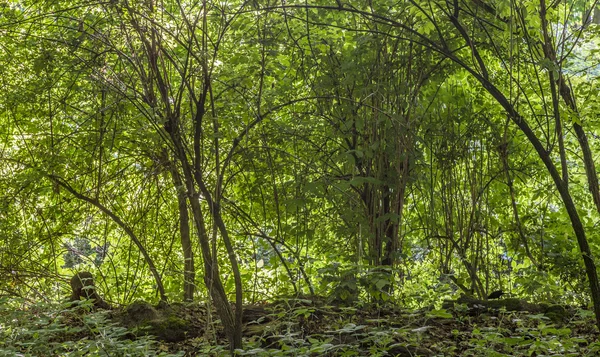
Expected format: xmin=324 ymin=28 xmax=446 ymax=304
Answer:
xmin=544 ymin=305 xmax=570 ymax=323
xmin=545 ymin=304 xmax=566 ymax=314
xmin=126 ymin=300 xmax=159 ymax=323
xmin=144 ymin=315 xmax=190 ymax=342
xmin=445 ymin=295 xmax=546 ymax=314
xmin=120 ymin=300 xmax=191 ymax=342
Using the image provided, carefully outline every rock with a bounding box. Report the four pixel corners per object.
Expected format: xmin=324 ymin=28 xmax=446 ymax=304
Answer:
xmin=544 ymin=304 xmax=571 ymax=323
xmin=146 ymin=315 xmax=190 ymax=342
xmin=121 ymin=300 xmax=191 ymax=342
xmin=126 ymin=300 xmax=159 ymax=322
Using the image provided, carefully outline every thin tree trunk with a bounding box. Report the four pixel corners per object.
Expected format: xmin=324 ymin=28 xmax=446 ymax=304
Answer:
xmin=169 ymin=128 xmax=241 ymax=350
xmin=194 ymin=176 xmax=243 ymax=349
xmin=166 ymin=156 xmax=195 ymax=301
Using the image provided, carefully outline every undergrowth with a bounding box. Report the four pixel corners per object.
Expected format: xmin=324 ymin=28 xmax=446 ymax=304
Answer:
xmin=0 ymin=297 xmax=181 ymax=357
xmin=1 ymin=296 xmax=599 ymax=356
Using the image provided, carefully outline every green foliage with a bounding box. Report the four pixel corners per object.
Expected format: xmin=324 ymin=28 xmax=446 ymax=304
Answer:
xmin=1 ymin=0 xmax=600 ymax=349
xmin=318 ymin=264 xmax=396 ymax=303
xmin=0 ymin=298 xmax=182 ymax=357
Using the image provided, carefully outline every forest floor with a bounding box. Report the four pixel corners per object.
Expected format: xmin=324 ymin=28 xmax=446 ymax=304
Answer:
xmin=1 ymin=295 xmax=599 ymax=356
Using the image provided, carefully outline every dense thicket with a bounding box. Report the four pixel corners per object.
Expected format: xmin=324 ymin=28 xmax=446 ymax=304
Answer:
xmin=1 ymin=0 xmax=600 ymax=349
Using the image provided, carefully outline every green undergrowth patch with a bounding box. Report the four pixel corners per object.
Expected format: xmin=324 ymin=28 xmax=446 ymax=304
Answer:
xmin=223 ymin=298 xmax=600 ymax=357
xmin=0 ymin=296 xmax=599 ymax=356
xmin=0 ymin=297 xmax=182 ymax=357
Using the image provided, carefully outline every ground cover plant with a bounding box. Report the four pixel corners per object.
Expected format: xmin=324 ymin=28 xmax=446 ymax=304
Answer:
xmin=1 ymin=295 xmax=599 ymax=356
xmin=1 ymin=0 xmax=600 ymax=355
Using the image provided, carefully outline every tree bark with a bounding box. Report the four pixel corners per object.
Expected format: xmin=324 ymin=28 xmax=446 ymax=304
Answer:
xmin=166 ymin=156 xmax=195 ymax=302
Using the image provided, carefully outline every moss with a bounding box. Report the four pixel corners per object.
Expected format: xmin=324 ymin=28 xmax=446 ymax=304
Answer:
xmin=121 ymin=301 xmax=191 ymax=342
xmin=126 ymin=300 xmax=158 ymax=323
xmin=501 ymin=298 xmax=524 ymax=311
xmin=545 ymin=304 xmax=566 ymax=314
xmin=145 ymin=315 xmax=190 ymax=342
xmin=544 ymin=305 xmax=569 ymax=323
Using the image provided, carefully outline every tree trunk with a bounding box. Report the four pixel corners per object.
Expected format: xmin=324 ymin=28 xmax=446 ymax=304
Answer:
xmin=167 ymin=158 xmax=195 ymax=302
